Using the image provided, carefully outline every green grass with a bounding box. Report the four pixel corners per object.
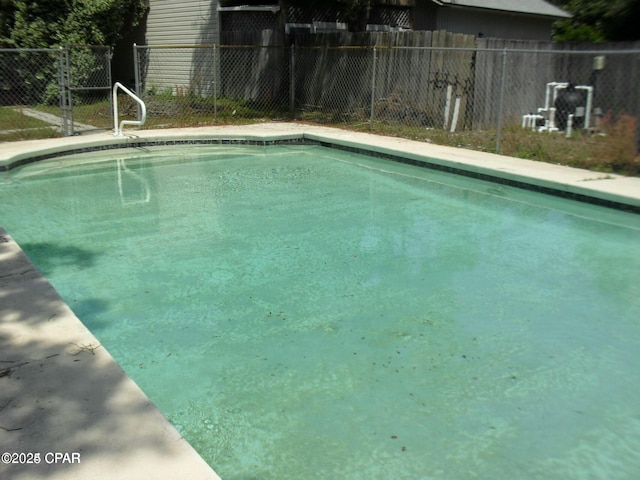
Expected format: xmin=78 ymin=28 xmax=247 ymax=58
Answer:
xmin=0 ymin=107 xmax=62 ymax=142
xmin=326 ymin=118 xmax=640 ymax=177
xmin=4 ymin=100 xmax=639 ymax=177
xmin=37 ymin=103 xmax=113 ymax=129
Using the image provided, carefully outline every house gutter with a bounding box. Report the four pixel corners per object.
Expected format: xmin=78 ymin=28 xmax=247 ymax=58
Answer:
xmin=217 ymin=5 xmax=280 ymax=13
xmin=430 ymin=0 xmax=571 ymax=19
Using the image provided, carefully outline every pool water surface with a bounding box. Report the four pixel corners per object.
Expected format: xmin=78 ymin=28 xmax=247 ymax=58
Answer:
xmin=1 ymin=144 xmax=640 ymax=479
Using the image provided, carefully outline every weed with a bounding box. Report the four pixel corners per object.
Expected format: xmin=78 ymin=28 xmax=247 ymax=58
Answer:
xmin=4 ymin=100 xmax=638 ymax=177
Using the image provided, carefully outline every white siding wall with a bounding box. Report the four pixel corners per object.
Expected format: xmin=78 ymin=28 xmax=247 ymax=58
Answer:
xmin=143 ymin=0 xmax=219 ymax=93
xmin=435 ymin=9 xmax=554 ymax=41
xmin=147 ymin=0 xmax=219 ymax=46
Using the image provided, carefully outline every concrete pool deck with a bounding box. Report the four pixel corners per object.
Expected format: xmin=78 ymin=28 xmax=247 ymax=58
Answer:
xmin=1 ymin=123 xmax=639 ymax=480
xmin=2 ymin=122 xmax=640 ymax=209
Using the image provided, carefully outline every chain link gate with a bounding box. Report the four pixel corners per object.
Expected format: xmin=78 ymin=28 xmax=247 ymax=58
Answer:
xmin=60 ymin=45 xmax=113 ymax=136
xmin=0 ymin=45 xmax=112 ymax=139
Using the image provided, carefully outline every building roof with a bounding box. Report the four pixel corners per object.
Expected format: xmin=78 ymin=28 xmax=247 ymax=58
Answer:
xmin=432 ymin=0 xmax=572 ymax=19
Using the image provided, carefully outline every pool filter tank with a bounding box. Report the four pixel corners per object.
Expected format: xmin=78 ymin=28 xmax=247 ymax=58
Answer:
xmin=554 ymin=83 xmax=585 ymax=130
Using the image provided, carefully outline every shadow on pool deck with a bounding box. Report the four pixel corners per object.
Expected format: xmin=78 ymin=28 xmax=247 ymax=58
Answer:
xmin=0 ymin=229 xmax=219 ymax=480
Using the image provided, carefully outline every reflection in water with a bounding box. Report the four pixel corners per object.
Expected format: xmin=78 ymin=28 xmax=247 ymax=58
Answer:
xmin=117 ymin=158 xmax=151 ymax=206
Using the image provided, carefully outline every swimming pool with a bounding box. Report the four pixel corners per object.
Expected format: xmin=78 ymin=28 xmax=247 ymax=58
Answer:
xmin=2 ymin=142 xmax=640 ymax=479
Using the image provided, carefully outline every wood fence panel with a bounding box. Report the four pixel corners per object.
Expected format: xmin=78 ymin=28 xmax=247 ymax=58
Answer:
xmin=473 ymin=38 xmax=640 ymax=129
xmin=219 ymin=30 xmax=288 ymax=104
xmin=447 ymin=33 xmax=475 ymax=130
xmin=212 ymin=30 xmax=639 ymax=129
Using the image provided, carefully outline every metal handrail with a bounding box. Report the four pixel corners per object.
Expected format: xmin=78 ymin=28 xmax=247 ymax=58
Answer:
xmin=113 ymin=81 xmax=146 ymax=136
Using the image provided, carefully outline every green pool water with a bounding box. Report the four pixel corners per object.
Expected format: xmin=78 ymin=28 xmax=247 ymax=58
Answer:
xmin=1 ymin=144 xmax=640 ymax=479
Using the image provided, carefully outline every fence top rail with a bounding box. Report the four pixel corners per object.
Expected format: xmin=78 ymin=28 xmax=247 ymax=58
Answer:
xmin=295 ymin=45 xmax=640 ymax=55
xmin=134 ymin=43 xmax=283 ymax=50
xmin=134 ymin=43 xmax=214 ymax=50
xmin=0 ymin=47 xmax=63 ymax=53
xmin=1 ymin=45 xmax=111 ymax=55
xmin=64 ymin=43 xmax=110 ymax=48
xmin=474 ymin=47 xmax=640 ymax=55
xmin=133 ymin=43 xmax=640 ymax=55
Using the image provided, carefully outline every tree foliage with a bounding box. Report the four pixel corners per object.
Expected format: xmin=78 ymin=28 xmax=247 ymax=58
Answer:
xmin=550 ymin=0 xmax=640 ymax=42
xmin=0 ymin=0 xmax=17 ymax=46
xmin=0 ymin=0 xmax=148 ymax=48
xmin=0 ymin=1 xmax=148 ymax=106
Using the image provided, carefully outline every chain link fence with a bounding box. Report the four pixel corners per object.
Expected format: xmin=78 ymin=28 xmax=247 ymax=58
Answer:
xmin=1 ymin=48 xmax=65 ymax=140
xmin=290 ymin=44 xmax=639 ymax=172
xmin=133 ymin=44 xmax=290 ymax=128
xmin=0 ymin=45 xmax=112 ymax=140
xmin=134 ymin=43 xmax=639 ymax=137
xmin=293 ymin=46 xmax=639 ymax=132
xmin=3 ymin=41 xmax=639 ymax=173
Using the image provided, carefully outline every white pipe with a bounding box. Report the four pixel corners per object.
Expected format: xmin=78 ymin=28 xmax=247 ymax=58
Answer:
xmin=443 ymin=84 xmax=452 ymax=130
xmin=542 ymin=82 xmax=568 ymax=113
xmin=543 ymin=83 xmax=551 ymax=112
xmin=552 ymin=84 xmax=566 ymax=107
xmin=536 ymin=82 xmax=568 ymax=131
xmin=575 ymin=85 xmax=593 ymax=130
xmin=522 ymin=114 xmax=544 ymax=130
xmin=530 ymin=82 xmax=593 ymax=134
xmin=547 ymin=107 xmax=559 ymax=131
xmin=566 ymin=114 xmax=574 ymax=138
xmin=450 ymin=96 xmax=461 ymax=133
xmin=113 ymin=81 xmax=147 ymax=136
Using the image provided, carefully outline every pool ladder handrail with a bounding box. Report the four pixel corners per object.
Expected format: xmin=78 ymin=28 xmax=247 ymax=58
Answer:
xmin=113 ymin=81 xmax=146 ymax=136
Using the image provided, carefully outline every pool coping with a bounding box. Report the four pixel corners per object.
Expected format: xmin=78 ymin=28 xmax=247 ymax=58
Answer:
xmin=2 ymin=123 xmax=639 ymax=212
xmin=1 ymin=122 xmax=639 ymax=480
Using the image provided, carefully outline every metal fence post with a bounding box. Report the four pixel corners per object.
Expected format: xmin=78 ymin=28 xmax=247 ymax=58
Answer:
xmin=57 ymin=47 xmax=70 ymax=136
xmin=289 ymin=45 xmax=296 ymax=119
xmin=495 ymin=48 xmax=508 ymax=154
xmin=106 ymin=46 xmax=114 ymax=128
xmin=370 ymin=46 xmax=377 ymax=123
xmin=133 ymin=43 xmax=142 ymax=121
xmin=106 ymin=45 xmax=113 ymax=88
xmin=213 ymin=44 xmax=218 ymax=120
xmin=65 ymin=44 xmax=76 ymax=136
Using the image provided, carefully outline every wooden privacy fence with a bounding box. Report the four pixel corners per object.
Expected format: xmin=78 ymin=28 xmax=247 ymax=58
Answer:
xmin=133 ymin=33 xmax=640 ymax=133
xmin=293 ymin=34 xmax=640 ymax=130
xmin=475 ymin=38 xmax=640 ymax=130
xmin=293 ymin=30 xmax=477 ymax=129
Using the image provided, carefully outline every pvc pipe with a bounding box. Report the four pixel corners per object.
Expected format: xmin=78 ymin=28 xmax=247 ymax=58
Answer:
xmin=543 ymin=83 xmax=551 ymax=111
xmin=450 ymin=96 xmax=461 ymax=132
xmin=542 ymin=82 xmax=568 ymax=113
xmin=522 ymin=114 xmax=544 ymax=130
xmin=552 ymin=84 xmax=566 ymax=107
xmin=547 ymin=107 xmax=558 ymax=131
xmin=566 ymin=114 xmax=574 ymax=138
xmin=529 ymin=82 xmax=591 ymax=134
xmin=443 ymin=84 xmax=452 ymax=129
xmin=575 ymin=85 xmax=593 ymax=130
